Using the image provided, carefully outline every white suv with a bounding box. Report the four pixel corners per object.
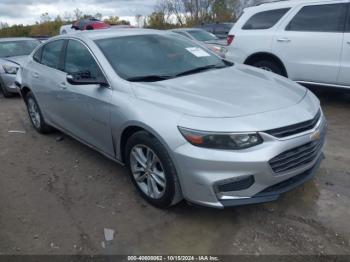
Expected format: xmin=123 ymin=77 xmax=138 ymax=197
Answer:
xmin=226 ymin=0 xmax=350 ymax=88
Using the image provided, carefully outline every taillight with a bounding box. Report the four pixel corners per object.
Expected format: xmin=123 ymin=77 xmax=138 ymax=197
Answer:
xmin=227 ymin=35 xmax=234 ymax=46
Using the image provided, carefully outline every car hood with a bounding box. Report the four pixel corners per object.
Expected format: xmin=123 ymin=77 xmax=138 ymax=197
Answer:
xmin=132 ymin=64 xmax=307 ymax=118
xmin=1 ymin=55 xmax=28 ymax=66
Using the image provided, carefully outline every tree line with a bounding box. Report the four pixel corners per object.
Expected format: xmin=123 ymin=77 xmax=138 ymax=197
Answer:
xmin=145 ymin=0 xmax=239 ymax=29
xmin=0 ymin=8 xmax=131 ymax=37
xmin=0 ymin=0 xmax=268 ymax=37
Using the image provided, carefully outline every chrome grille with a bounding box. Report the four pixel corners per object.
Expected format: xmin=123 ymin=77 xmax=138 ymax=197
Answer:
xmin=269 ymin=137 xmax=325 ymax=174
xmin=265 ymin=110 xmax=321 ymax=138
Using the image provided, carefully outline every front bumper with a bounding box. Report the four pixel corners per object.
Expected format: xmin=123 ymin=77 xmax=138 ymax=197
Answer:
xmin=0 ymin=73 xmax=19 ymax=94
xmin=220 ymin=153 xmax=324 ymax=207
xmin=173 ymin=115 xmax=327 ymax=209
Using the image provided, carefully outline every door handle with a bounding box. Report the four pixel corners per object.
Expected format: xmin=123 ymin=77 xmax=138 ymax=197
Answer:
xmin=277 ymin=38 xmax=291 ymax=43
xmin=33 ymin=72 xmax=39 ymax=78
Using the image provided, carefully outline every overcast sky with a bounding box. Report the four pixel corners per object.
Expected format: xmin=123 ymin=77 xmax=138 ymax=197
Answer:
xmin=0 ymin=0 xmax=158 ymax=25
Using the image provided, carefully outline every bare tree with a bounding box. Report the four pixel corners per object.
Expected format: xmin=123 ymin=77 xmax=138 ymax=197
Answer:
xmin=0 ymin=22 xmax=9 ymax=29
xmin=135 ymin=14 xmax=143 ymax=27
xmin=95 ymin=13 xmax=103 ymax=20
xmin=149 ymin=0 xmax=239 ymax=28
xmin=40 ymin=12 xmax=51 ymax=23
xmin=73 ymin=8 xmax=83 ymax=21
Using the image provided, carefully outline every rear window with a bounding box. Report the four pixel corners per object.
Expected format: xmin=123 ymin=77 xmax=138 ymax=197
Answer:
xmin=286 ymin=3 xmax=347 ymax=33
xmin=242 ymin=8 xmax=290 ymax=30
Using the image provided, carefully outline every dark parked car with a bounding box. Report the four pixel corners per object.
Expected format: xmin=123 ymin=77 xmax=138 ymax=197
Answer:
xmin=197 ymin=23 xmax=234 ymax=39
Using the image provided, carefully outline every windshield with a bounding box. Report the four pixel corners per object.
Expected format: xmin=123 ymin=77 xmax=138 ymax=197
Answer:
xmin=187 ymin=30 xmax=218 ymax=42
xmin=0 ymin=40 xmax=40 ymax=58
xmin=96 ymin=34 xmax=227 ymax=81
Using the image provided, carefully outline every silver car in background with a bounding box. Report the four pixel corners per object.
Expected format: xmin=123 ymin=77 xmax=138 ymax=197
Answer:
xmin=18 ymin=29 xmax=326 ymax=209
xmin=0 ymin=38 xmax=40 ymax=97
xmin=170 ymin=28 xmax=228 ymax=58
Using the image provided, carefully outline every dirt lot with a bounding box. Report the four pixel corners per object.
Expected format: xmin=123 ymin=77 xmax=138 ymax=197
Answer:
xmin=0 ymin=87 xmax=350 ymax=255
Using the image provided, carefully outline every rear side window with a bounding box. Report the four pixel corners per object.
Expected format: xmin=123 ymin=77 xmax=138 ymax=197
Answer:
xmin=41 ymin=40 xmax=65 ymax=70
xmin=287 ymin=3 xmax=347 ymax=32
xmin=33 ymin=47 xmax=43 ymax=63
xmin=242 ymin=8 xmax=290 ymax=30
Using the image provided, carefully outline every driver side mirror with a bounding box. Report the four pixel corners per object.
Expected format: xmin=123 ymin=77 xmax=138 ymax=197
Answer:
xmin=66 ymin=71 xmax=109 ymax=87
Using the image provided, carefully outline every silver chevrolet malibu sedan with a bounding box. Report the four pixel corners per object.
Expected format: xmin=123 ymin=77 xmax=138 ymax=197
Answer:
xmin=18 ymin=29 xmax=327 ymax=209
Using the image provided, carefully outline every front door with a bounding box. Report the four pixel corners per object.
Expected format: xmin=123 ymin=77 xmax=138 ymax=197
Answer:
xmin=58 ymin=39 xmax=114 ymax=156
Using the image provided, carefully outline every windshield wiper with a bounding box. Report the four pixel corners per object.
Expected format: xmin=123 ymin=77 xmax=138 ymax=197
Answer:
xmin=174 ymin=64 xmax=226 ymax=77
xmin=126 ymin=75 xmax=174 ymax=82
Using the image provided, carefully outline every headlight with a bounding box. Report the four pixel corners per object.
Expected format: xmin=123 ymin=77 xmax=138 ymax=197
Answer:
xmin=2 ymin=64 xmax=19 ymax=75
xmin=178 ymin=127 xmax=263 ymax=150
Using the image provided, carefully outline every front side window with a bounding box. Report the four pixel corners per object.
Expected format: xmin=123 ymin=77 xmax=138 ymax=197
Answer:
xmin=287 ymin=3 xmax=347 ymax=32
xmin=0 ymin=40 xmax=40 ymax=58
xmin=64 ymin=40 xmax=103 ymax=79
xmin=242 ymin=8 xmax=290 ymax=30
xmin=95 ymin=34 xmax=228 ymax=81
xmin=41 ymin=40 xmax=65 ymax=70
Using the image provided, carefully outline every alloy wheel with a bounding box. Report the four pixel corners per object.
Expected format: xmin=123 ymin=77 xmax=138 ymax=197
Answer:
xmin=130 ymin=145 xmax=166 ymax=199
xmin=27 ymin=98 xmax=41 ymax=129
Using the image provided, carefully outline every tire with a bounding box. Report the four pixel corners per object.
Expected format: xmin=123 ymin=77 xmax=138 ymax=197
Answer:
xmin=251 ymin=60 xmax=284 ymax=76
xmin=125 ymin=131 xmax=183 ymax=208
xmin=0 ymin=81 xmax=14 ymax=98
xmin=25 ymin=91 xmax=53 ymax=134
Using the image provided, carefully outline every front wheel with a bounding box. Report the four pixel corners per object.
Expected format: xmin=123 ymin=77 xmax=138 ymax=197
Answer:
xmin=25 ymin=91 xmax=53 ymax=134
xmin=126 ymin=131 xmax=182 ymax=208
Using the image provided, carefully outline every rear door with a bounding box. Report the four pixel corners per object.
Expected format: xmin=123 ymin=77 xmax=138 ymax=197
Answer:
xmin=27 ymin=39 xmax=66 ymax=123
xmin=337 ymin=3 xmax=350 ymax=86
xmin=273 ymin=2 xmax=347 ymax=84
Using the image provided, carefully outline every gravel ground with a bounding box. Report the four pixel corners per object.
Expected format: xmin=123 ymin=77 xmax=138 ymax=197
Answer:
xmin=0 ymin=87 xmax=349 ymax=255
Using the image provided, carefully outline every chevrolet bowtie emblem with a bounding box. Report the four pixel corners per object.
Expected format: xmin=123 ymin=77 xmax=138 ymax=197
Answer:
xmin=310 ymin=130 xmax=321 ymax=141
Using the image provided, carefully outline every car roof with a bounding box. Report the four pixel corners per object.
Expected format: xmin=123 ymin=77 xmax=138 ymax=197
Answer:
xmin=53 ymin=28 xmax=173 ymax=41
xmin=0 ymin=37 xmax=38 ymax=42
xmin=245 ymin=0 xmax=345 ymax=11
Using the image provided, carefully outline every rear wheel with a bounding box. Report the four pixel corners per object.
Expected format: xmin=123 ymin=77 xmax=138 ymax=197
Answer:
xmin=126 ymin=131 xmax=182 ymax=208
xmin=25 ymin=91 xmax=53 ymax=134
xmin=251 ymin=60 xmax=284 ymax=76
